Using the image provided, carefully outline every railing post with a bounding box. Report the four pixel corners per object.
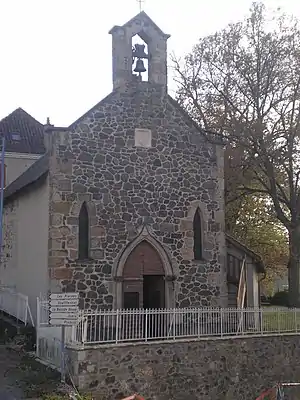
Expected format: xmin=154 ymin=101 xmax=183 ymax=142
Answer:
xmin=82 ymin=315 xmax=87 ymax=344
xmin=295 ymin=308 xmax=298 ymax=333
xmin=36 ymin=297 xmax=40 ymax=358
xmin=24 ymin=297 xmax=28 ymax=326
xmin=173 ymin=308 xmax=176 ymax=340
xmin=115 ymin=309 xmax=119 ymax=344
xmin=242 ymin=308 xmax=245 ymax=335
xmin=197 ymin=308 xmax=200 ymax=338
xmin=260 ymin=308 xmax=264 ymax=335
xmin=16 ymin=295 xmax=20 ymax=323
xmin=220 ymin=308 xmax=223 ymax=337
xmin=145 ymin=309 xmax=148 ymax=342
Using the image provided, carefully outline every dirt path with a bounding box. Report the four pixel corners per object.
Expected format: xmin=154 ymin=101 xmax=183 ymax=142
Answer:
xmin=0 ymin=345 xmax=25 ymax=399
xmin=0 ymin=317 xmax=61 ymax=399
xmin=0 ymin=344 xmax=60 ymax=399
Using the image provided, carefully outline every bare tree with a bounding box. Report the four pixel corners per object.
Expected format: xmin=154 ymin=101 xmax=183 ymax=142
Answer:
xmin=173 ymin=2 xmax=300 ymax=306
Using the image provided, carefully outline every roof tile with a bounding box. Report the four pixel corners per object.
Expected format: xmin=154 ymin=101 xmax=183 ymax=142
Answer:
xmin=0 ymin=108 xmax=45 ymax=154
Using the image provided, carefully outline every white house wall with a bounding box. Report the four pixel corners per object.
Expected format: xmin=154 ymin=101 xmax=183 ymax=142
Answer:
xmin=1 ymin=177 xmax=49 ymax=324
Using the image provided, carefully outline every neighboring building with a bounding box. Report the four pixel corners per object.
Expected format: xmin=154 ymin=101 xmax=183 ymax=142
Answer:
xmin=0 ymin=11 xmax=264 ymax=325
xmin=226 ymin=235 xmax=264 ymax=308
xmin=0 ymin=108 xmax=45 ymax=186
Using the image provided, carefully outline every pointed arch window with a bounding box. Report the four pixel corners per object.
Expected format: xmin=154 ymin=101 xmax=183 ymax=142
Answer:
xmin=193 ymin=208 xmax=203 ymax=260
xmin=78 ymin=202 xmax=89 ymax=260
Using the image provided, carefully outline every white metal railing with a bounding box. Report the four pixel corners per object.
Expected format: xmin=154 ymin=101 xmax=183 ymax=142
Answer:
xmin=36 ymin=335 xmax=62 ymax=369
xmin=0 ymin=286 xmax=34 ymax=325
xmin=36 ymin=298 xmax=77 ymax=367
xmin=35 ymin=301 xmax=300 ymax=347
xmin=70 ymin=307 xmax=300 ymax=345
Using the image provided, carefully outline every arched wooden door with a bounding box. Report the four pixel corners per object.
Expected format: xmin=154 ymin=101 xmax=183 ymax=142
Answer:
xmin=122 ymin=240 xmax=166 ymax=309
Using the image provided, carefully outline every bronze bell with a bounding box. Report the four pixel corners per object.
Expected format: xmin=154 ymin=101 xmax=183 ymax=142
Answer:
xmin=132 ymin=44 xmax=148 ymax=59
xmin=134 ymin=59 xmax=146 ymax=74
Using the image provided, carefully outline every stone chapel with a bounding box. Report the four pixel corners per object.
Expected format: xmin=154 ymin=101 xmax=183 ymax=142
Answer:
xmin=1 ymin=11 xmax=264 ymax=320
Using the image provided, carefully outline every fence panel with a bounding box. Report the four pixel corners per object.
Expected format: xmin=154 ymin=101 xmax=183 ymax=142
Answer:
xmin=35 ymin=298 xmax=77 ymax=369
xmin=0 ymin=286 xmax=33 ymax=325
xmin=35 ymin=299 xmax=300 ymax=352
xmin=73 ymin=307 xmax=300 ymax=345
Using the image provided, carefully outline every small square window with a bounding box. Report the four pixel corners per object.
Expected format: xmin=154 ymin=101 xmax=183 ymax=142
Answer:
xmin=135 ymin=128 xmax=152 ymax=148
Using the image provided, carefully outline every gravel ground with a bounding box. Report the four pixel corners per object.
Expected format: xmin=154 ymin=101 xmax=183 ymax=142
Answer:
xmin=0 ymin=340 xmax=60 ymax=399
xmin=0 ymin=345 xmax=25 ymax=399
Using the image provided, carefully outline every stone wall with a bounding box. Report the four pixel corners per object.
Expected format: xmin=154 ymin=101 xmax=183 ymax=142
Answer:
xmin=67 ymin=335 xmax=300 ymax=399
xmin=47 ymin=81 xmax=226 ymax=309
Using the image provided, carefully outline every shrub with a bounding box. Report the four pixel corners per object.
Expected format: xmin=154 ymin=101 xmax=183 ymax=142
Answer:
xmin=269 ymin=290 xmax=289 ymax=307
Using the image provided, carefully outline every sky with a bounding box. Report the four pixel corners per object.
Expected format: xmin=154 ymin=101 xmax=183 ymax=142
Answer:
xmin=1 ymin=0 xmax=300 ymax=127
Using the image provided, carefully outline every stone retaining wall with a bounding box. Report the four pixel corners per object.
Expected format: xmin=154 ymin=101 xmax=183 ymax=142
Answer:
xmin=67 ymin=335 xmax=300 ymax=399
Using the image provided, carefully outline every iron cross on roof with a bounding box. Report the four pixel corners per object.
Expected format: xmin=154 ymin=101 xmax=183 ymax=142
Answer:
xmin=137 ymin=0 xmax=145 ymax=12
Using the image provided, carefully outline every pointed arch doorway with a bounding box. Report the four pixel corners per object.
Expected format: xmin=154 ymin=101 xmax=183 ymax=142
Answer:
xmin=123 ymin=240 xmax=165 ymax=309
xmin=113 ymin=232 xmax=175 ymax=310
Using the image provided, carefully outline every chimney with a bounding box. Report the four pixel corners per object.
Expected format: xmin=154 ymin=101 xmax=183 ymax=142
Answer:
xmin=44 ymin=117 xmax=54 ymax=153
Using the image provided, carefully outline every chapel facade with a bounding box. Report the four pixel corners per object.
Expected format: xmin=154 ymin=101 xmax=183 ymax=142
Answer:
xmin=45 ymin=11 xmax=228 ymax=310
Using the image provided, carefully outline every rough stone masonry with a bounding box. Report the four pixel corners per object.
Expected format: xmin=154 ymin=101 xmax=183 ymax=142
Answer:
xmin=47 ymin=81 xmax=227 ymax=310
xmin=67 ymin=335 xmax=300 ymax=399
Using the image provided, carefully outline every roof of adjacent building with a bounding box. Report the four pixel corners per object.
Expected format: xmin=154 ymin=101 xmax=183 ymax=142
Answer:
xmin=226 ymin=234 xmax=265 ymax=273
xmin=3 ymin=153 xmax=49 ymax=203
xmin=0 ymin=108 xmax=45 ymax=154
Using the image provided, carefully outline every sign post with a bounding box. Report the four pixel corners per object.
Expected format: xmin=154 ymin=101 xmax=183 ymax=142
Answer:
xmin=49 ymin=292 xmax=79 ymax=383
xmin=60 ymin=325 xmax=66 ymax=383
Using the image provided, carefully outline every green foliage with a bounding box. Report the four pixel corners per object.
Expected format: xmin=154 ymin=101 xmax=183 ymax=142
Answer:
xmin=227 ymin=193 xmax=288 ymax=295
xmin=43 ymin=394 xmax=93 ymax=400
xmin=269 ymin=290 xmax=289 ymax=307
xmin=174 ymin=0 xmax=300 ymax=305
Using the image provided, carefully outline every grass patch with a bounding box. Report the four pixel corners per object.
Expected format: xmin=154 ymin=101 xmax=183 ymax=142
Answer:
xmin=262 ymin=309 xmax=300 ymax=332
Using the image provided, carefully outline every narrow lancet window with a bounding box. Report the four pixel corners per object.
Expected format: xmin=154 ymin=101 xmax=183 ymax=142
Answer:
xmin=78 ymin=202 xmax=89 ymax=260
xmin=193 ymin=208 xmax=203 ymax=260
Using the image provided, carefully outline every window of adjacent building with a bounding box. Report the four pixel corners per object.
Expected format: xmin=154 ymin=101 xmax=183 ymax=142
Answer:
xmin=78 ymin=202 xmax=89 ymax=260
xmin=193 ymin=208 xmax=203 ymax=260
xmin=227 ymin=254 xmax=242 ymax=284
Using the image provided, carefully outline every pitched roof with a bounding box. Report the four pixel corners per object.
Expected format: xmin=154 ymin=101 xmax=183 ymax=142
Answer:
xmin=0 ymin=108 xmax=45 ymax=154
xmin=4 ymin=153 xmax=49 ymax=203
xmin=167 ymin=95 xmax=225 ymax=144
xmin=68 ymin=92 xmax=116 ymax=130
xmin=226 ymin=234 xmax=265 ymax=273
xmin=109 ymin=11 xmax=170 ymax=39
xmin=67 ymin=88 xmax=220 ymax=145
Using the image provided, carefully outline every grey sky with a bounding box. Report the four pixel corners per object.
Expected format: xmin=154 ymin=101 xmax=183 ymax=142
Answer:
xmin=1 ymin=0 xmax=299 ymax=126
